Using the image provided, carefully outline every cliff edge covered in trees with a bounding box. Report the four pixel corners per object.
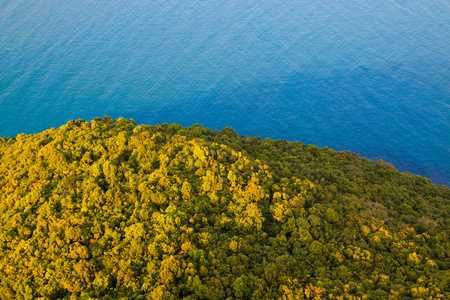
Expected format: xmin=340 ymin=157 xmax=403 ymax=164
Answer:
xmin=0 ymin=117 xmax=449 ymax=299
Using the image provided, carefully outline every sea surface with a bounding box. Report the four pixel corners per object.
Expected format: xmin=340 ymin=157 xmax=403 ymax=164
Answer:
xmin=1 ymin=0 xmax=449 ymax=186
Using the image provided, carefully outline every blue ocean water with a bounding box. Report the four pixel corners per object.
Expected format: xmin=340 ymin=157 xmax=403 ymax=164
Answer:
xmin=1 ymin=0 xmax=449 ymax=186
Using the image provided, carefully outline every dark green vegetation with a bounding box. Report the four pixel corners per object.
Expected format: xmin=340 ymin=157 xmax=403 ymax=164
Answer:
xmin=0 ymin=117 xmax=449 ymax=299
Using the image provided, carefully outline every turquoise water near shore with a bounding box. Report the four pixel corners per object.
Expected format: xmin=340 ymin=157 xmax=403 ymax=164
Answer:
xmin=1 ymin=0 xmax=449 ymax=185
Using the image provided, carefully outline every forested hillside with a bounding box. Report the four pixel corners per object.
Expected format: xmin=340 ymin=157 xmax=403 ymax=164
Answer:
xmin=0 ymin=117 xmax=449 ymax=299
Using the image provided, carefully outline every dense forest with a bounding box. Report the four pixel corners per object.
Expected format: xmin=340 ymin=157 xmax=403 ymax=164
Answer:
xmin=0 ymin=117 xmax=449 ymax=299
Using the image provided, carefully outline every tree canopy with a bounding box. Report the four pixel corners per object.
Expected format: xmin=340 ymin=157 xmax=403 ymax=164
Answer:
xmin=0 ymin=117 xmax=449 ymax=299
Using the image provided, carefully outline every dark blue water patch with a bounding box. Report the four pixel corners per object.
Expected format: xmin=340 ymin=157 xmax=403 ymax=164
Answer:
xmin=125 ymin=62 xmax=450 ymax=186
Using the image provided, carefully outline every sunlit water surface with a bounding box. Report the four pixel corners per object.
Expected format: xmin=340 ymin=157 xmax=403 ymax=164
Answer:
xmin=1 ymin=0 xmax=449 ymax=185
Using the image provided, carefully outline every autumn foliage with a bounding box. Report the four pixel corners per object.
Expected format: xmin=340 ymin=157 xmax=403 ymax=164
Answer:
xmin=0 ymin=117 xmax=449 ymax=299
